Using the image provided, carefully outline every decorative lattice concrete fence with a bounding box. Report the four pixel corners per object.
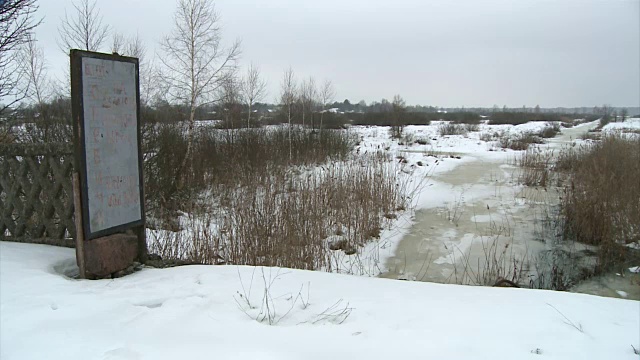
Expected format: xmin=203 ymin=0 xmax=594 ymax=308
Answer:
xmin=0 ymin=143 xmax=76 ymax=247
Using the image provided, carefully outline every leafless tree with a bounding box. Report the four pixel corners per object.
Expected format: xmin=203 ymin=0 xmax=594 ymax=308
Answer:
xmin=621 ymin=108 xmax=628 ymax=122
xmin=380 ymin=98 xmax=392 ymax=112
xmin=126 ymin=33 xmax=155 ymax=106
xmin=391 ymin=94 xmax=406 ymax=138
xmin=125 ymin=33 xmax=145 ymax=61
xmin=319 ymin=79 xmax=335 ymax=134
xmin=58 ymin=0 xmax=110 ymax=52
xmin=280 ymin=67 xmax=297 ymax=160
xmin=218 ymin=72 xmax=242 ymax=133
xmin=160 ymin=0 xmax=240 ymax=176
xmin=110 ymin=31 xmax=145 ymax=59
xmin=300 ymin=76 xmax=317 ymax=128
xmin=21 ymin=34 xmax=51 ymax=105
xmin=240 ymin=63 xmax=266 ymax=127
xmin=0 ymin=0 xmax=41 ymax=115
xmin=111 ymin=32 xmax=153 ymax=105
xmin=110 ymin=32 xmax=125 ymax=54
xmin=599 ymin=104 xmax=613 ymax=125
xmin=55 ymin=0 xmax=110 ymax=97
xmin=20 ymin=34 xmax=73 ymax=142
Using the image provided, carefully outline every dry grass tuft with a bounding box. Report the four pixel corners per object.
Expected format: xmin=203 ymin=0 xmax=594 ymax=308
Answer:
xmin=560 ymin=134 xmax=640 ymax=272
xmin=438 ymin=122 xmax=467 ymax=136
xmin=514 ymin=148 xmax=554 ymax=187
xmin=498 ymin=132 xmax=544 ymax=151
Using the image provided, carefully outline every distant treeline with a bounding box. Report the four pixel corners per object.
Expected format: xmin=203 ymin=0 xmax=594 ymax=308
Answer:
xmin=266 ymin=111 xmax=478 ymax=128
xmin=3 ymin=99 xmax=610 ymax=141
xmin=313 ymin=111 xmax=595 ymax=128
xmin=5 ymin=92 xmax=632 ymax=136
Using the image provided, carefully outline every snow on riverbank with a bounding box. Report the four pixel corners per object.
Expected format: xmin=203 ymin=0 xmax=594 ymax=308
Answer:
xmin=342 ymin=120 xmax=562 ymax=275
xmin=603 ymin=117 xmax=640 ymax=132
xmin=1 ymin=241 xmax=638 ymax=360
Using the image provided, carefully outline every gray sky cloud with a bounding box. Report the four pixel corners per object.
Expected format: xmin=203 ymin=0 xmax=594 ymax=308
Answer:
xmin=35 ymin=0 xmax=639 ymax=107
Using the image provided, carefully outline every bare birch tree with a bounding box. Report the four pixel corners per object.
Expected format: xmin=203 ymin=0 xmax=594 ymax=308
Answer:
xmin=391 ymin=94 xmax=406 ymax=138
xmin=20 ymin=34 xmax=72 ymax=142
xmin=21 ymin=34 xmax=51 ymax=105
xmin=218 ymin=72 xmax=242 ymax=133
xmin=300 ymin=76 xmax=317 ymax=128
xmin=56 ymin=0 xmax=110 ymax=96
xmin=126 ymin=34 xmax=156 ymax=106
xmin=110 ymin=32 xmax=125 ymax=54
xmin=111 ymin=32 xmax=152 ymax=105
xmin=599 ymin=104 xmax=613 ymax=126
xmin=124 ymin=33 xmax=146 ymax=61
xmin=319 ymin=79 xmax=335 ymax=135
xmin=240 ymin=63 xmax=266 ymax=127
xmin=57 ymin=0 xmax=110 ymax=52
xmin=0 ymin=0 xmax=41 ymax=115
xmin=110 ymin=31 xmax=146 ymax=59
xmin=280 ymin=67 xmax=297 ymax=160
xmin=621 ymin=108 xmax=628 ymax=122
xmin=160 ymin=0 xmax=240 ymax=180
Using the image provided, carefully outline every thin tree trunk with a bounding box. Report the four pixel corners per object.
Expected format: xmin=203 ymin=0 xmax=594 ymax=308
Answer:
xmin=177 ymin=108 xmax=196 ymax=189
xmin=247 ymin=101 xmax=252 ymax=128
xmin=288 ymin=104 xmax=292 ymax=161
xmin=319 ymin=111 xmax=324 ymax=140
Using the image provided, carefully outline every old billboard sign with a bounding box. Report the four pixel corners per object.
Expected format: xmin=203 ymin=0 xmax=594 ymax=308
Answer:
xmin=70 ymin=50 xmax=146 ymax=277
xmin=71 ymin=50 xmax=144 ymax=239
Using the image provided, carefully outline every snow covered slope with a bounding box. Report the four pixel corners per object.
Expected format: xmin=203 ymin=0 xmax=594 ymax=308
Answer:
xmin=1 ymin=242 xmax=638 ymax=360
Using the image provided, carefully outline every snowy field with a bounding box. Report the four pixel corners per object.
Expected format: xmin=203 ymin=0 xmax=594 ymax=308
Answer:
xmin=1 ymin=241 xmax=639 ymax=360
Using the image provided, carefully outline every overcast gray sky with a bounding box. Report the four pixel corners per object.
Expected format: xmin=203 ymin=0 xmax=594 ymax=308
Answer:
xmin=35 ymin=0 xmax=639 ymax=108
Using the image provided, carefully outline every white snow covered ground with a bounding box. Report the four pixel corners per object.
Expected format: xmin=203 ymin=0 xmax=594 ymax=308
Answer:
xmin=603 ymin=118 xmax=640 ymax=132
xmin=1 ymin=241 xmax=639 ymax=360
